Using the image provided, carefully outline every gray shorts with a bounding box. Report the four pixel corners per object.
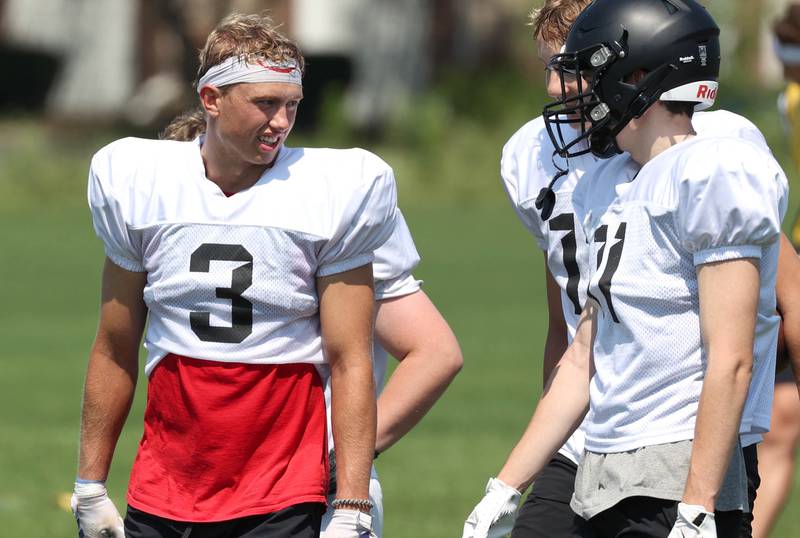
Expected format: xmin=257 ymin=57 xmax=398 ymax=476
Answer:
xmin=571 ymin=439 xmax=748 ymax=520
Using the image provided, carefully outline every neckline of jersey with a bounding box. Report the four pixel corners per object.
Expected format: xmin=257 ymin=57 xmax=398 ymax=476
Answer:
xmin=192 ymin=135 xmax=292 ymax=198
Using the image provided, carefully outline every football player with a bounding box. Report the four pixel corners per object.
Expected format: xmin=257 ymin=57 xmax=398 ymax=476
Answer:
xmin=465 ymin=2 xmax=792 ymax=536
xmin=71 ymin=12 xmax=396 ymax=538
xmin=160 ymin=97 xmax=463 ymax=538
xmin=161 ymin=102 xmax=463 ymax=538
xmin=749 ymin=6 xmax=800 ymax=537
xmin=465 ymin=1 xmax=791 ymax=537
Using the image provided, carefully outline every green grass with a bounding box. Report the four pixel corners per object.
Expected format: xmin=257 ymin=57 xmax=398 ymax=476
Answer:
xmin=0 ymin=202 xmax=145 ymax=535
xmin=2 ymin=100 xmax=800 ymax=537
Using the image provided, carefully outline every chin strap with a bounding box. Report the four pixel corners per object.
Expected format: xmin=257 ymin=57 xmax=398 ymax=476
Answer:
xmin=589 ymin=129 xmax=623 ymax=158
xmin=535 ymin=151 xmax=569 ymax=221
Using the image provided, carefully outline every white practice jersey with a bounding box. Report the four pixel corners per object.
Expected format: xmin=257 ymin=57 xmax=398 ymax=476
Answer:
xmin=88 ymin=137 xmax=397 ymax=376
xmin=501 ymin=118 xmax=597 ymax=463
xmin=501 ymin=110 xmax=774 ymax=462
xmin=572 ymin=136 xmax=787 ymax=453
xmin=324 ymin=210 xmax=423 ymax=450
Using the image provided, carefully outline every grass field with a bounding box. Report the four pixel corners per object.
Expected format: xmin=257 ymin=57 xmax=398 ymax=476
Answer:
xmin=1 ymin=112 xmax=800 ymax=537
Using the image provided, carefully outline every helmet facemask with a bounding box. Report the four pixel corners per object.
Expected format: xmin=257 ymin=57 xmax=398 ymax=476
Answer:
xmin=543 ymin=31 xmax=682 ymax=160
xmin=542 ymin=44 xmax=614 ymax=160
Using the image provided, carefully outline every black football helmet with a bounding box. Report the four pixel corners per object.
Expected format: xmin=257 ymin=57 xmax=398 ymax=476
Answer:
xmin=542 ymin=0 xmax=721 ymax=159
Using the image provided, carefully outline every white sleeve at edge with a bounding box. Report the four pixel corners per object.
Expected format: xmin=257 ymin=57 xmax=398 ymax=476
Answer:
xmin=87 ymin=149 xmax=145 ymax=272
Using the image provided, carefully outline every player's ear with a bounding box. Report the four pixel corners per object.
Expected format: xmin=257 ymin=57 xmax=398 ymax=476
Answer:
xmin=199 ymin=86 xmax=223 ymax=117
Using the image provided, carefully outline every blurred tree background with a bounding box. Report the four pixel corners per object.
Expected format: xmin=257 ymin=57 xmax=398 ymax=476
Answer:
xmin=1 ymin=0 xmax=798 ymax=208
xmin=1 ymin=1 xmax=799 ymax=537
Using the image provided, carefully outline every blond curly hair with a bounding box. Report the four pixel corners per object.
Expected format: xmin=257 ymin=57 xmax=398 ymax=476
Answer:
xmin=161 ymin=12 xmax=304 ymax=141
xmin=529 ymin=0 xmax=593 ymax=46
xmin=195 ymin=12 xmax=304 ymax=87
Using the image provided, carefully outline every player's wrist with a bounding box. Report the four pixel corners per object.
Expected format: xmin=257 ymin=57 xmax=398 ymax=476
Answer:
xmin=681 ymin=492 xmax=715 ymax=513
xmin=331 ymin=498 xmax=373 ymax=513
xmin=76 ymin=476 xmax=107 ymax=485
xmin=74 ymin=480 xmax=109 ymax=498
xmin=494 ymin=473 xmax=524 ymax=493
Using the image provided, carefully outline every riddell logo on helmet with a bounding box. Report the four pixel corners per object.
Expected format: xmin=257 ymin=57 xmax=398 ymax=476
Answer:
xmin=696 ymin=84 xmax=717 ymax=100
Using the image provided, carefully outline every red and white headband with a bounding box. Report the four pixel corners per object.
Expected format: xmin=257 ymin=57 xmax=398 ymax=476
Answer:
xmin=197 ymin=56 xmax=302 ymax=93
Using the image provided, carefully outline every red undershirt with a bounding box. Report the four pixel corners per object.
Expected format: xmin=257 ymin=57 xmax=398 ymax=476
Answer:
xmin=125 ymin=354 xmax=328 ymax=522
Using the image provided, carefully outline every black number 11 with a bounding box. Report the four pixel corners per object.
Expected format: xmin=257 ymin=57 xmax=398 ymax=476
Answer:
xmin=548 ymin=213 xmax=582 ymax=315
xmin=548 ymin=215 xmax=627 ymax=323
xmin=590 ymin=223 xmax=626 ymax=323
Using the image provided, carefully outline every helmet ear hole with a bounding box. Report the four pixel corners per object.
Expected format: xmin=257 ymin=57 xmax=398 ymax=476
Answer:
xmin=623 ymin=70 xmax=647 ymax=85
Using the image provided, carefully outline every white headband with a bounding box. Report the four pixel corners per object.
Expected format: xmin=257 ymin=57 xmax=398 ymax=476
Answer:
xmin=196 ymin=56 xmax=302 ymax=93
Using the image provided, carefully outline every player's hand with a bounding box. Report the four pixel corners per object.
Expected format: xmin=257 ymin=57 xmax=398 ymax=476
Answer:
xmin=667 ymin=502 xmax=716 ymax=538
xmin=323 ymin=509 xmax=377 ymax=538
xmin=462 ymin=477 xmax=521 ymax=538
xmin=71 ymin=481 xmax=125 ymax=538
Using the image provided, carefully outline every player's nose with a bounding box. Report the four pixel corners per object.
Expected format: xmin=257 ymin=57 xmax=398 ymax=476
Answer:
xmin=270 ymin=107 xmax=291 ymax=131
xmin=546 ymin=72 xmax=564 ymax=99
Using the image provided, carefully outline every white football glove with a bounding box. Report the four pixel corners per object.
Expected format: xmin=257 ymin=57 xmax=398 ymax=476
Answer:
xmin=70 ymin=481 xmax=125 ymax=538
xmin=462 ymin=477 xmax=522 ymax=538
xmin=323 ymin=509 xmax=377 ymax=538
xmin=667 ymin=502 xmax=717 ymax=538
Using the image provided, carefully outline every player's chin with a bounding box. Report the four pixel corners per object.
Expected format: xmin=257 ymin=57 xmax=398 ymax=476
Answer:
xmin=254 ymin=145 xmax=281 ymax=165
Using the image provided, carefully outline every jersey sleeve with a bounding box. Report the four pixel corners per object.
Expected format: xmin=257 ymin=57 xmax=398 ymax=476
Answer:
xmin=87 ymin=144 xmax=145 ymax=272
xmin=375 ymin=273 xmax=422 ymax=300
xmin=500 ymin=124 xmax=548 ymax=251
xmin=675 ymin=141 xmax=788 ymax=266
xmin=373 ymin=209 xmax=422 ymax=300
xmin=317 ymin=156 xmax=398 ymax=277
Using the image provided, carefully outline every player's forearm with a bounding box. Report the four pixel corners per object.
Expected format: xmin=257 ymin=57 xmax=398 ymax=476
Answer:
xmin=689 ymin=259 xmax=759 ymax=509
xmin=542 ymin=325 xmax=568 ymax=390
xmin=375 ymin=344 xmax=462 ymax=453
xmin=497 ymin=342 xmax=590 ymax=491
xmin=683 ymin=351 xmax=752 ymax=511
xmin=77 ymin=347 xmax=138 ymax=480
xmin=775 ymin=234 xmax=800 ymax=392
xmin=543 ymin=264 xmax=569 ymax=389
xmin=318 ymin=266 xmax=375 ymax=502
xmin=784 ymin=305 xmax=800 ymax=394
xmin=330 ymin=355 xmax=376 ymax=501
xmin=780 ymin=296 xmax=800 ymax=391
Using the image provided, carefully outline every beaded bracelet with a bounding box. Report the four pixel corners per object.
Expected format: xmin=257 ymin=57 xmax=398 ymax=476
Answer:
xmin=331 ymin=498 xmax=374 ymax=510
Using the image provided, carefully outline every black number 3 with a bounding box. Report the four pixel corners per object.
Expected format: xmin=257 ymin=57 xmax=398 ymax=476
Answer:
xmin=189 ymin=243 xmax=254 ymax=343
